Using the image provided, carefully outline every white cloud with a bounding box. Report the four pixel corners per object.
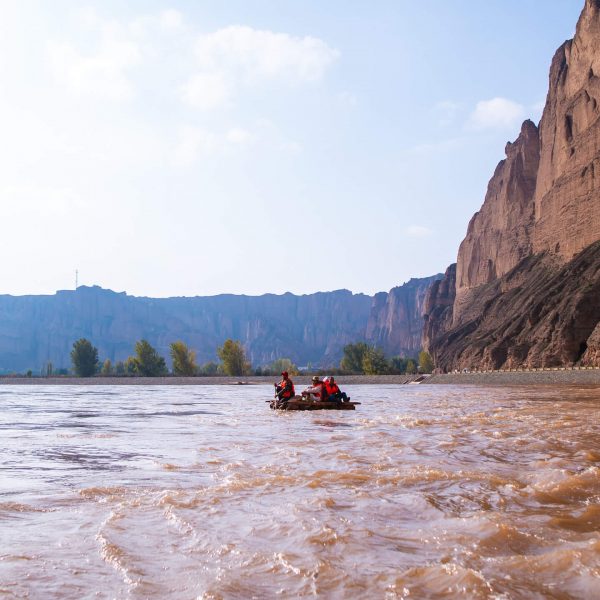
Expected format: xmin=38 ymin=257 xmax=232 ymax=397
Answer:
xmin=172 ymin=126 xmax=255 ymax=167
xmin=159 ymin=9 xmax=184 ymax=30
xmin=181 ymin=26 xmax=339 ymax=110
xmin=194 ymin=26 xmax=339 ymax=82
xmin=404 ymin=225 xmax=433 ymax=238
xmin=469 ymin=97 xmax=525 ymax=130
xmin=226 ymin=128 xmax=253 ymax=144
xmin=180 ymin=72 xmax=233 ymax=110
xmin=47 ymin=25 xmax=142 ymax=101
xmin=46 ymin=11 xmax=338 ymax=112
xmin=0 ymin=184 xmax=81 ymax=218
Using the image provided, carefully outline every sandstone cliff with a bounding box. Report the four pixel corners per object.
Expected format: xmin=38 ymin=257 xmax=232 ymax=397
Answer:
xmin=454 ymin=120 xmax=539 ymax=321
xmin=422 ymin=264 xmax=456 ymax=351
xmin=533 ymin=0 xmax=600 ymax=259
xmin=0 ymin=276 xmax=438 ymax=373
xmin=366 ymin=275 xmax=441 ymax=356
xmin=423 ymin=0 xmax=600 ymax=370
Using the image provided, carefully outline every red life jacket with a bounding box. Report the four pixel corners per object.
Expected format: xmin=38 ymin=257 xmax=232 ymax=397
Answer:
xmin=325 ymin=382 xmax=340 ymax=396
xmin=278 ymin=378 xmax=295 ymax=398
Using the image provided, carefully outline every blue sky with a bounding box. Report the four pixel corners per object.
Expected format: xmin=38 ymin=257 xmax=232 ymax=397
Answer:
xmin=0 ymin=1 xmax=583 ymax=297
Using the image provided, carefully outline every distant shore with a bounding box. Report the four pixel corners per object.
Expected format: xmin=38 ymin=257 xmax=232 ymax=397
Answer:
xmin=1 ymin=370 xmax=599 ymax=386
xmin=0 ymin=374 xmax=422 ymax=386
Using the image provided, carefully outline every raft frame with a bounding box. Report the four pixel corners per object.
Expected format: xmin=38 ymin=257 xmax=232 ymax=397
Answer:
xmin=269 ymin=396 xmax=360 ymax=411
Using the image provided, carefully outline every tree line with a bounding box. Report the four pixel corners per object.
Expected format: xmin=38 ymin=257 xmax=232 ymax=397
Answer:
xmin=69 ymin=338 xmax=252 ymax=377
xmin=67 ymin=338 xmax=433 ymax=378
xmin=339 ymin=342 xmax=434 ymax=375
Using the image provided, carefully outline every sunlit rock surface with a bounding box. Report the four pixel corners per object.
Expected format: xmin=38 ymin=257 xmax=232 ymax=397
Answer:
xmin=424 ymin=0 xmax=600 ymax=371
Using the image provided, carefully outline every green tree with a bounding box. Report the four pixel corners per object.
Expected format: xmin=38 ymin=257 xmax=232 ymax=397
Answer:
xmin=70 ymin=338 xmax=99 ymax=377
xmin=418 ymin=351 xmax=434 ymax=374
xmin=170 ymin=341 xmax=197 ymax=376
xmin=340 ymin=342 xmax=369 ymax=373
xmin=217 ymin=339 xmax=251 ymax=376
xmin=362 ymin=346 xmax=389 ymax=375
xmin=405 ymin=359 xmax=417 ymax=374
xmin=101 ymin=359 xmax=113 ymax=376
xmin=389 ymin=356 xmax=408 ymax=374
xmin=267 ymin=358 xmax=299 ymax=376
xmin=124 ymin=357 xmax=138 ymax=375
xmin=133 ymin=340 xmax=167 ymax=376
xmin=199 ymin=361 xmax=219 ymax=376
xmin=115 ymin=361 xmax=125 ymax=375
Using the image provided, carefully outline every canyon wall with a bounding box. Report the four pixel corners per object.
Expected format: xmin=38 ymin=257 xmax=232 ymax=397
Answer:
xmin=0 ymin=276 xmax=439 ymax=373
xmin=365 ymin=276 xmax=441 ymax=356
xmin=423 ymin=0 xmax=600 ymax=370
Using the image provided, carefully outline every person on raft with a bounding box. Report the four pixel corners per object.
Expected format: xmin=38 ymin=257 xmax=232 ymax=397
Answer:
xmin=302 ymin=375 xmax=328 ymax=402
xmin=275 ymin=371 xmax=295 ymax=404
xmin=324 ymin=376 xmax=350 ymax=403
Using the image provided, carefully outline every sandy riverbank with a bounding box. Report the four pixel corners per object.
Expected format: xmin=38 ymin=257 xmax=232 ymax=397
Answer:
xmin=0 ymin=375 xmax=422 ymax=386
xmin=425 ymin=369 xmax=600 ymax=385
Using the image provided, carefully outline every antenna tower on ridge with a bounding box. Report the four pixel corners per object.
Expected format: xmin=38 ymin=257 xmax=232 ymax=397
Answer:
xmin=75 ymin=269 xmax=78 ymax=290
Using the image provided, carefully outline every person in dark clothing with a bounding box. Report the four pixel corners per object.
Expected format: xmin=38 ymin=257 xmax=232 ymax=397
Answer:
xmin=324 ymin=376 xmax=350 ymax=403
xmin=275 ymin=371 xmax=295 ymax=405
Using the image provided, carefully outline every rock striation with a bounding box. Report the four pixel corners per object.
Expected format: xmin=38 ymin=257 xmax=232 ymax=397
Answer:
xmin=423 ymin=0 xmax=600 ymax=371
xmin=533 ymin=0 xmax=600 ymax=259
xmin=0 ymin=276 xmax=439 ymax=373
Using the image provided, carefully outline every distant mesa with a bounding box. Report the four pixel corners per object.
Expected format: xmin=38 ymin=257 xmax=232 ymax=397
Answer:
xmin=0 ymin=278 xmax=440 ymax=374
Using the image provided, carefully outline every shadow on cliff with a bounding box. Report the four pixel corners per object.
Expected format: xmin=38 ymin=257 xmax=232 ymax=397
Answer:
xmin=426 ymin=241 xmax=600 ymax=371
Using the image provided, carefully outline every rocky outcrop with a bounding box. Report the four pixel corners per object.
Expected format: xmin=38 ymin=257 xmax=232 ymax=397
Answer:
xmin=0 ymin=277 xmax=438 ymax=373
xmin=424 ymin=0 xmax=600 ymax=370
xmin=426 ymin=242 xmax=600 ymax=370
xmin=582 ymin=321 xmax=600 ymax=364
xmin=365 ymin=275 xmax=442 ymax=356
xmin=422 ymin=264 xmax=456 ymax=352
xmin=454 ymin=120 xmax=539 ymax=321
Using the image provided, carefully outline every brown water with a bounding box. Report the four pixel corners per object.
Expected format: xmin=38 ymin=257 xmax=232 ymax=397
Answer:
xmin=1 ymin=384 xmax=600 ymax=599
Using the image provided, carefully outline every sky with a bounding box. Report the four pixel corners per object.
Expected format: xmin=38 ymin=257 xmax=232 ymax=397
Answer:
xmin=0 ymin=0 xmax=583 ymax=298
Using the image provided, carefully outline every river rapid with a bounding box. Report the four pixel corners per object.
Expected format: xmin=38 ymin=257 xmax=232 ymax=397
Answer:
xmin=1 ymin=384 xmax=600 ymax=599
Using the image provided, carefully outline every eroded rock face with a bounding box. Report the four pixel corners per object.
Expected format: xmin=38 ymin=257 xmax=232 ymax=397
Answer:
xmin=427 ymin=242 xmax=600 ymax=370
xmin=534 ymin=0 xmax=600 ymax=259
xmin=422 ymin=264 xmax=456 ymax=353
xmin=582 ymin=321 xmax=600 ymax=364
xmin=424 ymin=0 xmax=600 ymax=370
xmin=454 ymin=120 xmax=539 ymax=321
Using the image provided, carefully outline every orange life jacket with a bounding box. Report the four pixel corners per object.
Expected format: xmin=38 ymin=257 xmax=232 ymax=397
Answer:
xmin=278 ymin=378 xmax=295 ymax=398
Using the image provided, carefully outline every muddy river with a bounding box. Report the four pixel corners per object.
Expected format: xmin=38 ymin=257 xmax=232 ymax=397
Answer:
xmin=1 ymin=384 xmax=599 ymax=598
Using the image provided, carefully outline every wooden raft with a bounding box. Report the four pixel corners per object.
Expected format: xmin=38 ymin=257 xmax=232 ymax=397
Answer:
xmin=269 ymin=396 xmax=359 ymax=411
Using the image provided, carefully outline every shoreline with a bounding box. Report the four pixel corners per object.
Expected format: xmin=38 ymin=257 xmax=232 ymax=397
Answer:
xmin=0 ymin=370 xmax=599 ymax=385
xmin=0 ymin=374 xmax=422 ymax=386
